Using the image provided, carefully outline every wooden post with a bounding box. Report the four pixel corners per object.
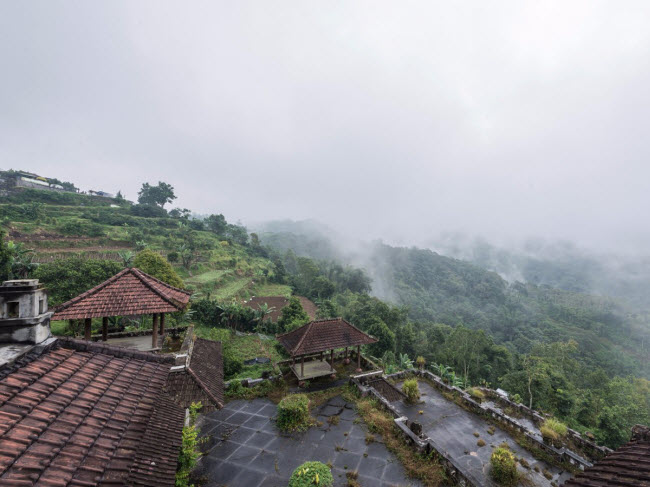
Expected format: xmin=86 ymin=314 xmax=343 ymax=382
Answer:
xmin=84 ymin=318 xmax=92 ymax=341
xmin=152 ymin=313 xmax=159 ymax=349
xmin=345 ymin=347 xmax=348 ymax=360
xmin=357 ymin=345 xmax=361 ymax=371
xmin=301 ymin=355 xmax=304 ymax=378
xmin=102 ymin=317 xmax=108 ymax=342
xmin=330 ymin=349 xmax=334 ymax=369
xmin=160 ymin=313 xmax=165 ymax=335
xmin=69 ymin=320 xmax=74 ymax=336
xmin=320 ymin=351 xmax=324 ymax=361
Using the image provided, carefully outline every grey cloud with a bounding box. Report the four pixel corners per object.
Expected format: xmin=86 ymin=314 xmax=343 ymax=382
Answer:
xmin=1 ymin=0 xmax=650 ymax=252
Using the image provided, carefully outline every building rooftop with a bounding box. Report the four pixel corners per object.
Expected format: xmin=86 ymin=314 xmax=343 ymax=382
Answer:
xmin=53 ymin=267 xmax=191 ymax=320
xmin=0 ymin=338 xmax=184 ymax=486
xmin=165 ymin=337 xmax=225 ymax=411
xmin=563 ymin=425 xmax=650 ymax=487
xmin=277 ymin=318 xmax=377 ymax=356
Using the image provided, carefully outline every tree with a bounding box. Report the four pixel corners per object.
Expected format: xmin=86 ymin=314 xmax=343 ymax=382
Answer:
xmin=205 ymin=214 xmax=227 ymax=235
xmin=169 ymin=208 xmax=191 ymax=219
xmin=365 ymin=318 xmax=396 ymax=357
xmin=137 ymin=181 xmax=176 ymax=208
xmin=225 ymin=224 xmax=249 ymax=246
xmin=132 ymin=249 xmax=184 ymax=288
xmin=277 ymin=297 xmax=310 ymax=333
xmin=0 ymin=230 xmax=15 ymax=281
xmin=34 ymin=257 xmax=122 ymax=306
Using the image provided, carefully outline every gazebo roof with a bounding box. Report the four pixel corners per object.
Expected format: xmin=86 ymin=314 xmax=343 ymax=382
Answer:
xmin=53 ymin=267 xmax=191 ymax=320
xmin=277 ymin=318 xmax=377 ymax=356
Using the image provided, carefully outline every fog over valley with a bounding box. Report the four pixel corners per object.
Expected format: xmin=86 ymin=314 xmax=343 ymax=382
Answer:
xmin=2 ymin=1 xmax=650 ymax=255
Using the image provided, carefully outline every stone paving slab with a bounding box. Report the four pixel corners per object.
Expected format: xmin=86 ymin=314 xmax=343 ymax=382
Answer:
xmin=194 ymin=396 xmax=424 ymax=487
xmin=394 ymin=380 xmax=575 ymax=487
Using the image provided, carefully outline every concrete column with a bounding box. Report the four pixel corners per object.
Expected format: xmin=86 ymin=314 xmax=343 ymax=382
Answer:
xmin=357 ymin=345 xmax=361 ymax=371
xmin=102 ymin=317 xmax=108 ymax=341
xmin=152 ymin=313 xmax=159 ymax=349
xmin=84 ymin=318 xmax=92 ymax=341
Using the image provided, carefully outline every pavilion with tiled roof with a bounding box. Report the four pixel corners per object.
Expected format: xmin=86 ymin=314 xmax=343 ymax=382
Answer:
xmin=277 ymin=318 xmax=377 ymax=381
xmin=0 ymin=338 xmax=185 ymax=486
xmin=563 ymin=424 xmax=650 ymax=487
xmin=53 ymin=267 xmax=191 ymax=349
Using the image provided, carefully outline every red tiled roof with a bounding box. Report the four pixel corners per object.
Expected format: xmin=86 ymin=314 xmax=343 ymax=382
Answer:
xmin=563 ymin=425 xmax=650 ymax=487
xmin=53 ymin=267 xmax=191 ymax=320
xmin=165 ymin=338 xmax=224 ymax=411
xmin=242 ymin=296 xmax=318 ymax=322
xmin=277 ymin=318 xmax=377 ymax=356
xmin=0 ymin=339 xmax=184 ymax=486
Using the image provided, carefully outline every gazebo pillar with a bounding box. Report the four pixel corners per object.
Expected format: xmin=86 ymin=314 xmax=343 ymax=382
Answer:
xmin=84 ymin=318 xmax=92 ymax=340
xmin=300 ymin=355 xmax=304 ymax=378
xmin=152 ymin=313 xmax=159 ymax=349
xmin=102 ymin=317 xmax=108 ymax=341
xmin=344 ymin=347 xmax=349 ymax=364
xmin=330 ymin=349 xmax=334 ymax=369
xmin=159 ymin=313 xmax=165 ymax=335
xmin=356 ymin=345 xmax=361 ymax=372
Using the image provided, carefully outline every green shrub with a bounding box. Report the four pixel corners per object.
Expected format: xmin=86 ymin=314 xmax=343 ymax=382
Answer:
xmin=288 ymin=461 xmax=333 ymax=487
xmin=541 ymin=418 xmax=568 ymax=444
xmin=133 ymin=249 xmax=184 ymax=288
xmin=468 ymin=387 xmax=485 ymax=400
xmin=277 ymin=394 xmax=310 ymax=432
xmin=176 ymin=402 xmax=203 ymax=487
xmin=490 ymin=446 xmax=518 ymax=485
xmin=402 ymin=379 xmax=420 ymax=403
xmin=58 ymin=220 xmax=104 ymax=237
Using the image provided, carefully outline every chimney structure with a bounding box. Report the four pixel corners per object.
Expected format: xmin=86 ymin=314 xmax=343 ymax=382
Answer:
xmin=0 ymin=279 xmax=52 ymax=344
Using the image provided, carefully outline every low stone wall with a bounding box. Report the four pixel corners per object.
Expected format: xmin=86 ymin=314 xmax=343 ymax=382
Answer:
xmin=390 ymin=369 xmax=596 ymax=471
xmin=480 ymin=387 xmax=611 ymax=462
xmin=350 ymin=372 xmax=478 ymax=486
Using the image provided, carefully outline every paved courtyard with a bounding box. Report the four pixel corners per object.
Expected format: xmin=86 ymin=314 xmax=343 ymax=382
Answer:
xmin=394 ymin=380 xmax=574 ymax=486
xmin=194 ymin=396 xmax=424 ymax=487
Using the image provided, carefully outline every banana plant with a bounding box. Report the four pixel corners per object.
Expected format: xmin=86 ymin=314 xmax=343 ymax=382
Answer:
xmin=398 ymin=353 xmax=414 ymax=371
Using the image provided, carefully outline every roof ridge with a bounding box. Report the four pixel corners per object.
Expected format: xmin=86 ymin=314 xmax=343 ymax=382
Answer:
xmin=57 ymin=337 xmax=175 ymax=364
xmin=290 ymin=320 xmax=315 ymax=355
xmin=130 ymin=267 xmax=190 ymax=309
xmin=54 ymin=267 xmax=131 ymax=313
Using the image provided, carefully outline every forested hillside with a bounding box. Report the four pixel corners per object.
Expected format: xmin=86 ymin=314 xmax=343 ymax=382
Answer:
xmin=1 ymin=180 xmax=648 ymax=449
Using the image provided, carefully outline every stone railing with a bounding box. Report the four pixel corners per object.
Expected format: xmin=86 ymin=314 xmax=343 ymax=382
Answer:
xmin=349 ymin=371 xmax=479 ymax=487
xmin=387 ymin=369 xmax=596 ymax=471
xmin=479 ymin=386 xmax=611 ymax=462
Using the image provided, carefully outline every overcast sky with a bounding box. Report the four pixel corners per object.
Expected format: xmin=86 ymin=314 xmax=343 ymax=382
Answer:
xmin=1 ymin=1 xmax=649 ymax=252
